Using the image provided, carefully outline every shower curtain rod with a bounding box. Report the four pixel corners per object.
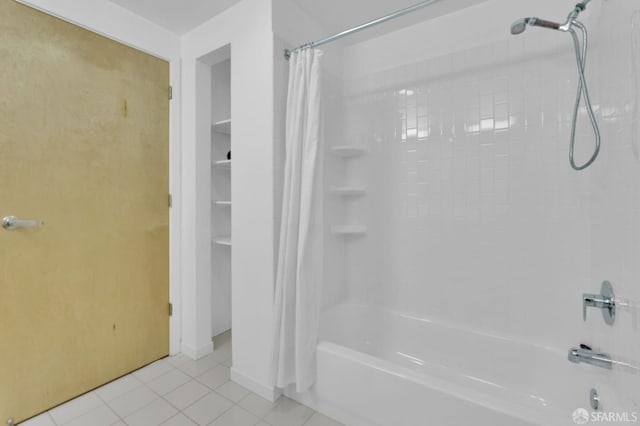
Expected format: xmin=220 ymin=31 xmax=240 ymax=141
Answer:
xmin=284 ymin=0 xmax=443 ymax=60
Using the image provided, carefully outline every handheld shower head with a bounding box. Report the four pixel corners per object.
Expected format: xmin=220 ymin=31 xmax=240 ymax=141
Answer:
xmin=510 ymin=17 xmax=562 ymax=35
xmin=511 ymin=18 xmax=529 ymax=35
xmin=508 ymin=2 xmax=602 ymax=171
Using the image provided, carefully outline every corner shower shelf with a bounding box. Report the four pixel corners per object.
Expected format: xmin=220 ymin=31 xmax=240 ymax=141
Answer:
xmin=212 ymin=118 xmax=231 ymax=134
xmin=330 ymin=146 xmax=367 ymax=158
xmin=214 ymin=159 xmax=231 ymax=168
xmin=331 ymin=225 xmax=367 ymax=235
xmin=331 ymin=187 xmax=367 ymax=197
xmin=213 ymin=201 xmax=232 ymax=206
xmin=213 ymin=236 xmax=232 ymax=246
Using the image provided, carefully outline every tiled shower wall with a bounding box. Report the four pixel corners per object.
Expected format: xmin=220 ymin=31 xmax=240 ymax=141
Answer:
xmin=326 ymin=0 xmax=640 ymax=394
xmin=337 ymin=32 xmax=594 ymax=346
xmin=588 ymin=2 xmax=640 ymax=407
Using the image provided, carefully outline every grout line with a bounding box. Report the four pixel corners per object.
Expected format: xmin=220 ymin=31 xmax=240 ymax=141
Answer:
xmin=46 ymin=412 xmax=59 ymax=426
xmin=113 ymin=382 xmax=162 ymax=423
xmin=94 ymin=390 xmax=126 ymax=425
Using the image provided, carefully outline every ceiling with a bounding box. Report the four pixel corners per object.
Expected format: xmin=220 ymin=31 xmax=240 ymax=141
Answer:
xmin=108 ymin=0 xmax=485 ymax=38
xmin=108 ymin=0 xmax=242 ymax=34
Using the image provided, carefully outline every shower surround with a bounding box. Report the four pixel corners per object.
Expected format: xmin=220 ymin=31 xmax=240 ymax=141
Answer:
xmin=284 ymin=0 xmax=640 ymax=424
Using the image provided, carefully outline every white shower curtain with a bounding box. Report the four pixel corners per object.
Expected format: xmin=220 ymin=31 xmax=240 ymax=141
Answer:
xmin=271 ymin=48 xmax=324 ymax=392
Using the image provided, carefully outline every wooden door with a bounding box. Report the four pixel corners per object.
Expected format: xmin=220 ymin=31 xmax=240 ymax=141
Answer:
xmin=0 ymin=1 xmax=170 ymax=423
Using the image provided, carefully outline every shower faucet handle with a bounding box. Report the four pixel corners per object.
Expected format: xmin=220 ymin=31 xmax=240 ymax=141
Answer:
xmin=583 ymin=281 xmax=615 ymax=325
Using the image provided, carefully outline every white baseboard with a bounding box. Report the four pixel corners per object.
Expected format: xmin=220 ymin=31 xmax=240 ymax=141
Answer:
xmin=230 ymin=368 xmax=282 ymax=402
xmin=181 ymin=341 xmax=214 ymax=360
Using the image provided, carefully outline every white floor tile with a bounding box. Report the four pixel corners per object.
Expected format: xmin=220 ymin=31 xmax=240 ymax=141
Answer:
xmin=263 ymin=397 xmax=314 ymax=426
xmin=209 ymin=344 xmax=232 ymax=364
xmin=164 ymin=380 xmax=211 ymax=410
xmin=196 ymin=365 xmax=230 ymax=390
xmin=17 ymin=333 xmax=343 ymax=426
xmin=133 ymin=359 xmax=175 ymax=383
xmin=237 ymin=393 xmax=278 ymax=419
xmin=49 ymin=392 xmax=104 ymax=425
xmin=123 ymin=398 xmax=178 ymax=426
xmin=209 ymin=405 xmax=258 ymax=426
xmin=148 ymin=368 xmax=192 ymax=395
xmin=95 ymin=375 xmax=142 ymax=402
xmin=182 ymin=392 xmax=233 ymax=425
xmin=212 ymin=330 xmax=231 ymax=346
xmin=160 ymin=413 xmax=198 ymax=426
xmin=107 ymin=385 xmax=158 ymax=418
xmin=64 ymin=405 xmax=119 ymax=426
xmin=214 ymin=381 xmax=250 ymax=403
xmin=303 ymin=412 xmax=344 ymax=426
xmin=19 ymin=412 xmax=56 ymax=426
xmin=178 ymin=354 xmax=220 ymax=378
xmin=167 ymin=354 xmax=192 ymax=367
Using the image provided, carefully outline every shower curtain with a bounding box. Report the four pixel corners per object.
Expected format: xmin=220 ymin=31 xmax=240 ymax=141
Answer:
xmin=270 ymin=48 xmax=324 ymax=392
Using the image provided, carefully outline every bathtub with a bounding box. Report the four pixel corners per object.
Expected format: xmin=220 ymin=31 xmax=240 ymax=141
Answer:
xmin=285 ymin=303 xmax=621 ymax=426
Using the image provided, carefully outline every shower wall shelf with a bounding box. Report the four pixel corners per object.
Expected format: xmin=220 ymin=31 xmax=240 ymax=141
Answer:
xmin=331 ymin=225 xmax=367 ymax=235
xmin=330 ymin=146 xmax=367 ymax=158
xmin=213 ymin=201 xmax=232 ymax=206
xmin=212 ymin=118 xmax=231 ymax=134
xmin=214 ymin=159 xmax=231 ymax=168
xmin=213 ymin=236 xmax=232 ymax=246
xmin=331 ymin=187 xmax=367 ymax=197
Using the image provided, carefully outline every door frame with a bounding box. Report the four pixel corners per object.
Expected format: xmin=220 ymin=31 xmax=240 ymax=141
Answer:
xmin=14 ymin=0 xmax=183 ymax=355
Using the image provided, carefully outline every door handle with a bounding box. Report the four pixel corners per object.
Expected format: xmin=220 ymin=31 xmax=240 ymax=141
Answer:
xmin=2 ymin=215 xmax=43 ymax=230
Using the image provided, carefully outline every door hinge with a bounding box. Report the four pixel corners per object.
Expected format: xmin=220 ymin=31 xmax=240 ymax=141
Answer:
xmin=168 ymin=193 xmax=172 ymax=208
xmin=169 ymin=85 xmax=173 ymax=100
xmin=169 ymin=302 xmax=173 ymax=317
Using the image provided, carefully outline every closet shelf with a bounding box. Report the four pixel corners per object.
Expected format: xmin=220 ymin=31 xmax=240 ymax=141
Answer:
xmin=213 ymin=236 xmax=232 ymax=246
xmin=330 ymin=146 xmax=367 ymax=158
xmin=331 ymin=187 xmax=367 ymax=197
xmin=212 ymin=118 xmax=231 ymax=134
xmin=331 ymin=225 xmax=367 ymax=235
xmin=214 ymin=159 xmax=231 ymax=168
xmin=213 ymin=201 xmax=232 ymax=206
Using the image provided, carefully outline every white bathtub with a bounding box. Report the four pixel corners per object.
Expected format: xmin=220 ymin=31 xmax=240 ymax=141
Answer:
xmin=286 ymin=303 xmax=621 ymax=426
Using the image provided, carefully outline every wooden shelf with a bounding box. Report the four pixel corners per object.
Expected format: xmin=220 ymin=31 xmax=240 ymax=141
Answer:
xmin=214 ymin=159 xmax=231 ymax=168
xmin=330 ymin=146 xmax=367 ymax=158
xmin=213 ymin=201 xmax=232 ymax=206
xmin=332 ymin=187 xmax=367 ymax=197
xmin=331 ymin=225 xmax=367 ymax=235
xmin=212 ymin=118 xmax=231 ymax=134
xmin=213 ymin=236 xmax=232 ymax=246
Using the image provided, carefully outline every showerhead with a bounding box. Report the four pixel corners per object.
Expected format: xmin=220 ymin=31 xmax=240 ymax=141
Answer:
xmin=510 ymin=18 xmax=530 ymax=35
xmin=510 ymin=17 xmax=562 ymax=35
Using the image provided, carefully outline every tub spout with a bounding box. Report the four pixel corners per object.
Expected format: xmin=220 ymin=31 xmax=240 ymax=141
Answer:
xmin=568 ymin=344 xmax=613 ymax=370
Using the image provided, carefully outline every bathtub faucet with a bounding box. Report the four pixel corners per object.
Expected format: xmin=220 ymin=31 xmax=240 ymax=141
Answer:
xmin=568 ymin=344 xmax=613 ymax=370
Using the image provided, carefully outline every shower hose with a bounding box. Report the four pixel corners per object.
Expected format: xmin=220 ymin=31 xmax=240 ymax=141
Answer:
xmin=567 ymin=20 xmax=601 ymax=170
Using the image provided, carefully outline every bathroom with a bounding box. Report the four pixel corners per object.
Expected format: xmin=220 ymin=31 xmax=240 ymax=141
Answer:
xmin=2 ymin=0 xmax=640 ymax=425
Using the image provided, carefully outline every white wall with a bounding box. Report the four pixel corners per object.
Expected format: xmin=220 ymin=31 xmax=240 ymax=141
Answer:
xmin=343 ymin=0 xmax=575 ymax=77
xmin=16 ymin=0 xmax=183 ymax=355
xmin=586 ymin=0 xmax=640 ymax=408
xmin=180 ymin=0 xmax=279 ymax=400
xmin=332 ymin=0 xmax=640 ymax=411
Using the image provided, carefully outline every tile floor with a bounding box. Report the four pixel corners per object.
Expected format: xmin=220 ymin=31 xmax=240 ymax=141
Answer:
xmin=20 ymin=333 xmax=342 ymax=426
